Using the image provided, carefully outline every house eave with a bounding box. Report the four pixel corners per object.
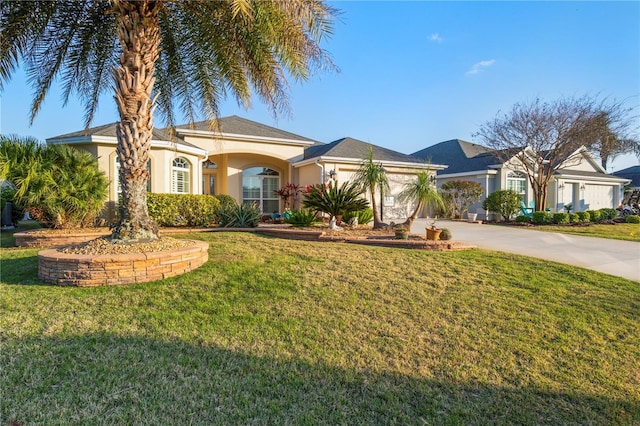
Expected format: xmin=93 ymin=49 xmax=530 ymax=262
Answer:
xmin=438 ymin=169 xmax=498 ymax=178
xmin=175 ymin=129 xmax=316 ymax=147
xmin=46 ymin=135 xmax=207 ymax=157
xmin=293 ymin=156 xmax=447 ymax=170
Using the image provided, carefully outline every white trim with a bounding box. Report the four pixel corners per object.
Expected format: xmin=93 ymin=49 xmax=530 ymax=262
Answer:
xmin=46 ymin=135 xmax=207 ymax=157
xmin=175 ymin=129 xmax=316 ymax=147
xmin=293 ymin=155 xmax=447 ymax=170
xmin=554 ymin=173 xmax=628 ymax=184
xmin=438 ymin=169 xmax=498 ymax=178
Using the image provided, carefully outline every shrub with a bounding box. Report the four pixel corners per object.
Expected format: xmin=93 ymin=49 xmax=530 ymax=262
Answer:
xmin=147 ymin=193 xmax=219 ymax=227
xmin=343 ymin=208 xmax=374 ymax=225
xmin=624 ymin=215 xmax=640 ymax=224
xmin=569 ymin=213 xmax=580 ymax=223
xmin=439 ymin=228 xmax=452 ymax=240
xmin=577 ymin=211 xmax=590 ymax=223
xmin=586 ymin=209 xmax=601 ymax=222
xmin=532 ymin=211 xmax=552 ymax=225
xmin=302 ymin=181 xmax=369 ymax=221
xmin=440 ymin=180 xmax=484 ymax=219
xmin=482 ymin=190 xmax=521 ymax=221
xmin=515 ymin=215 xmax=531 ymax=223
xmin=553 ymin=212 xmax=569 ymax=224
xmin=599 ymin=208 xmax=618 ymax=220
xmin=0 ymin=136 xmax=108 ymax=228
xmin=0 ymin=186 xmax=25 ymax=225
xmin=217 ymin=202 xmax=260 ymax=228
xmin=285 ymin=209 xmax=320 ymax=227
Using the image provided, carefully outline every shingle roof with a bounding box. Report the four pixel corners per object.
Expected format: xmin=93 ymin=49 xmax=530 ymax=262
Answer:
xmin=176 ymin=115 xmax=317 ymax=143
xmin=613 ymin=165 xmax=640 ymax=187
xmin=47 ymin=122 xmax=196 ymax=148
xmin=303 ymin=137 xmax=428 ymax=164
xmin=412 ymin=139 xmax=502 ymax=174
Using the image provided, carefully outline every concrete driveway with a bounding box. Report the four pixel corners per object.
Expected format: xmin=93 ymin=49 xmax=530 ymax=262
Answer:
xmin=410 ymin=219 xmax=640 ymax=282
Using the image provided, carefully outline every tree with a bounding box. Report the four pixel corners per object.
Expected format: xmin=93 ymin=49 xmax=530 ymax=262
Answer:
xmin=1 ymin=0 xmax=335 ymax=242
xmin=482 ymin=190 xmax=521 ymax=222
xmin=440 ymin=180 xmax=484 ymax=219
xmin=475 ymin=96 xmax=634 ymax=211
xmin=397 ymin=171 xmax=444 ymax=228
xmin=583 ymin=111 xmax=640 ymax=170
xmin=352 ymin=146 xmax=390 ymax=229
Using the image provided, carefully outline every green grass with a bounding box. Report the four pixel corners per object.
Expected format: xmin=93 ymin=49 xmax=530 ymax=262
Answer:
xmin=1 ymin=232 xmax=639 ymax=424
xmin=0 ymin=219 xmax=42 ymax=247
xmin=525 ymin=223 xmax=640 ymax=241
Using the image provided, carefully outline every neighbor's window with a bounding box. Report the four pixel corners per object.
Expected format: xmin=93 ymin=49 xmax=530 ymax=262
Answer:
xmin=507 ymin=171 xmax=526 ymax=198
xmin=115 ymin=158 xmax=152 ymax=193
xmin=172 ymin=157 xmax=190 ymax=194
xmin=242 ymin=167 xmax=280 ymax=213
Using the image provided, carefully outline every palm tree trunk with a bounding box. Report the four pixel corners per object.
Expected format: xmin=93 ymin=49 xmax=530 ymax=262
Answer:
xmin=370 ymin=185 xmax=384 ymax=229
xmin=111 ymin=0 xmax=162 ymax=242
xmin=403 ymin=202 xmax=422 ymax=229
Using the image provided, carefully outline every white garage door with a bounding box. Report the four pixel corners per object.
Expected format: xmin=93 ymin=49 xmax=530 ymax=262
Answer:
xmin=583 ymin=185 xmax=613 ymax=210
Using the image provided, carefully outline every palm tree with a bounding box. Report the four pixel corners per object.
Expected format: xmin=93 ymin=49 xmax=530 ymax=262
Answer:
xmin=397 ymin=171 xmax=444 ymax=229
xmin=1 ymin=0 xmax=335 ymax=242
xmin=352 ymin=146 xmax=389 ymax=229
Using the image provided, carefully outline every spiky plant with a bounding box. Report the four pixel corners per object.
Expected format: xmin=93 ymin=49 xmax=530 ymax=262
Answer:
xmin=398 ymin=171 xmax=444 ymax=229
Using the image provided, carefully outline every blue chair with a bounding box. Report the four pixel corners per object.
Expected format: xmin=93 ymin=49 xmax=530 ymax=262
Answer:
xmin=520 ymin=201 xmax=534 ymax=217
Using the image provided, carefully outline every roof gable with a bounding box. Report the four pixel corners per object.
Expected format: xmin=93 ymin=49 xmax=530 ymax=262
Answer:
xmin=303 ymin=137 xmax=428 ymax=164
xmin=412 ymin=139 xmax=502 ymax=174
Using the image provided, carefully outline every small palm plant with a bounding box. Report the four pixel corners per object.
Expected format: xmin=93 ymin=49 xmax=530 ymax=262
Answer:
xmin=352 ymin=146 xmax=390 ymax=229
xmin=302 ymin=181 xmax=369 ymax=223
xmin=398 ymin=171 xmax=444 ymax=229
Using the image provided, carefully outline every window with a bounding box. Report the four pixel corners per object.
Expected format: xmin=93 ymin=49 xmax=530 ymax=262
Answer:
xmin=507 ymin=171 xmax=526 ymax=198
xmin=172 ymin=157 xmax=190 ymax=194
xmin=115 ymin=158 xmax=151 ymax=193
xmin=242 ymin=167 xmax=280 ymax=213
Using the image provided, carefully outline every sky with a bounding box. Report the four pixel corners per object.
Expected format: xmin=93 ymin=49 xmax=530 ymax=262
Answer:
xmin=1 ymin=1 xmax=639 ymax=172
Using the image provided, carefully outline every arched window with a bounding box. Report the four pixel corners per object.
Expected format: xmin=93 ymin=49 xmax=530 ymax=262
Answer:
xmin=172 ymin=157 xmax=190 ymax=194
xmin=242 ymin=167 xmax=280 ymax=213
xmin=507 ymin=171 xmax=526 ymax=198
xmin=115 ymin=158 xmax=151 ymax=193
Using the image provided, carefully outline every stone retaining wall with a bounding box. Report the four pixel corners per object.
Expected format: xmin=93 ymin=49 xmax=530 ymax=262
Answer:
xmin=38 ymin=240 xmax=209 ymax=287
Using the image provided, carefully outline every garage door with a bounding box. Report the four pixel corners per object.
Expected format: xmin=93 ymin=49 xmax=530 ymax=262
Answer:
xmin=583 ymin=185 xmax=613 ymax=210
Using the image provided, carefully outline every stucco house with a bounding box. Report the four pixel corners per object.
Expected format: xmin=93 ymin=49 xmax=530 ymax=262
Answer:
xmin=47 ymin=116 xmax=444 ymax=221
xmin=412 ymin=139 xmax=628 ymax=219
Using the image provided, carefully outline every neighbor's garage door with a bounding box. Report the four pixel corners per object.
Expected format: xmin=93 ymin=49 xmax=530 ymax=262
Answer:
xmin=583 ymin=185 xmax=613 ymax=210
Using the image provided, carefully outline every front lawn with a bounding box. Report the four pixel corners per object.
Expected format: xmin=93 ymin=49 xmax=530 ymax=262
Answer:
xmin=1 ymin=232 xmax=638 ymax=424
xmin=522 ymin=222 xmax=640 ymax=242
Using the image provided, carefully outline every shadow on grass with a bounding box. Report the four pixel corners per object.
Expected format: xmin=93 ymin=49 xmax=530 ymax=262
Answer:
xmin=2 ymin=335 xmax=637 ymax=425
xmin=0 ymin=251 xmax=44 ymax=286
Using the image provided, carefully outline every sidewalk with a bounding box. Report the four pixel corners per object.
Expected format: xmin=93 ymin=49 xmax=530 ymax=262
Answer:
xmin=410 ymin=219 xmax=640 ymax=282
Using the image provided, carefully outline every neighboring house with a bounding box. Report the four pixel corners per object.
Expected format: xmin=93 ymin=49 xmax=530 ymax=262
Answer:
xmin=613 ymin=165 xmax=640 ymax=190
xmin=412 ymin=139 xmax=628 ymax=219
xmin=47 ymin=116 xmax=444 ymax=221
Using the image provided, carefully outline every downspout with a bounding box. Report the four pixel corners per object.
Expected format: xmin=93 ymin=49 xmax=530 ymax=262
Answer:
xmin=315 ymin=160 xmax=325 ymax=184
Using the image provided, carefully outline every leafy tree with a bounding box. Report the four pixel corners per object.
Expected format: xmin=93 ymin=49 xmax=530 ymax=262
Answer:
xmin=482 ymin=190 xmax=521 ymax=222
xmin=397 ymin=171 xmax=444 ymax=228
xmin=0 ymin=134 xmax=108 ymax=228
xmin=352 ymin=146 xmax=390 ymax=229
xmin=440 ymin=180 xmax=484 ymax=219
xmin=1 ymin=0 xmax=336 ymax=242
xmin=302 ymin=181 xmax=369 ymax=222
xmin=475 ymin=96 xmax=634 ymax=211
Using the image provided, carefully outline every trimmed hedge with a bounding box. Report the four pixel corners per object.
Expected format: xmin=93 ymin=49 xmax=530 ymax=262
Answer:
xmin=147 ymin=193 xmax=219 ymax=227
xmin=624 ymin=215 xmax=640 ymax=224
xmin=569 ymin=213 xmax=580 ymax=223
xmin=552 ymin=212 xmax=569 ymax=224
xmin=577 ymin=211 xmax=590 ymax=223
xmin=515 ymin=215 xmax=531 ymax=223
xmin=532 ymin=211 xmax=552 ymax=225
xmin=599 ymin=208 xmax=618 ymax=220
xmin=586 ymin=210 xmax=601 ymax=222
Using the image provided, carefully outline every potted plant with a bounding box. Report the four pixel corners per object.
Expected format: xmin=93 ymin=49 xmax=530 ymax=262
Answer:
xmin=394 ymin=227 xmax=409 ymax=240
xmin=425 ymin=216 xmax=442 ymax=240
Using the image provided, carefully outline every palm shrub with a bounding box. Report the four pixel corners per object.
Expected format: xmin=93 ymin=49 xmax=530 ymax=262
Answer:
xmin=285 ymin=209 xmax=320 ymax=227
xmin=302 ymin=181 xmax=369 ymax=222
xmin=482 ymin=190 xmax=521 ymax=221
xmin=217 ymin=202 xmax=260 ymax=228
xmin=398 ymin=171 xmax=444 ymax=228
xmin=352 ymin=147 xmax=390 ymax=229
xmin=0 ymin=135 xmax=108 ymax=228
xmin=343 ymin=208 xmax=374 ymax=226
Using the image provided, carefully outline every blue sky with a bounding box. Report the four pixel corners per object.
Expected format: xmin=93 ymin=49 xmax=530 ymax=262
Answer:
xmin=1 ymin=1 xmax=638 ymax=171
